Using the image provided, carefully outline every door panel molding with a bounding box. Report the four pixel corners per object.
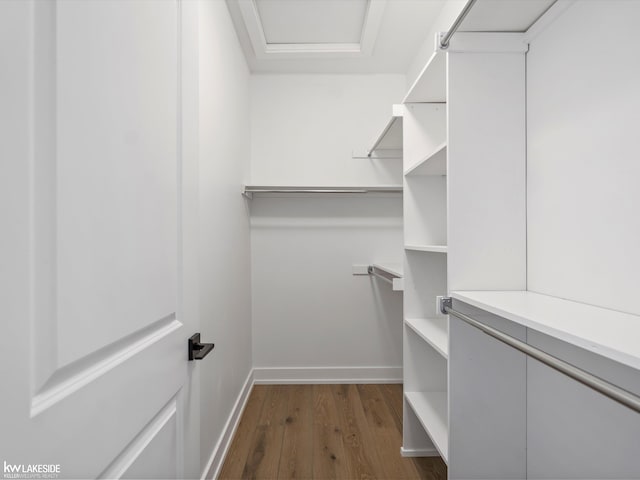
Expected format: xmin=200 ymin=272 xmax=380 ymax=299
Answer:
xmin=31 ymin=313 xmax=181 ymax=417
xmin=98 ymin=396 xmax=179 ymax=479
xmin=29 ymin=0 xmax=183 ymax=413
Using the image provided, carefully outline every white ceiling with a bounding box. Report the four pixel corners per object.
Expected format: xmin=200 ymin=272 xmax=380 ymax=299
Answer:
xmin=225 ymin=0 xmax=558 ymax=74
xmin=226 ymin=0 xmax=447 ymax=74
xmin=256 ymin=0 xmax=368 ymax=44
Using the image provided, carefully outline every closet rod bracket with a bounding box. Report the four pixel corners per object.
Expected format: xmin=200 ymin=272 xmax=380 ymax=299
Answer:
xmin=439 ymin=296 xmax=452 ymax=315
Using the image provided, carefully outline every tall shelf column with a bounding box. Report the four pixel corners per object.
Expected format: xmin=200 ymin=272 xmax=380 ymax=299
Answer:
xmin=446 ymin=33 xmax=527 ymax=479
xmin=401 ymin=101 xmax=449 ymax=461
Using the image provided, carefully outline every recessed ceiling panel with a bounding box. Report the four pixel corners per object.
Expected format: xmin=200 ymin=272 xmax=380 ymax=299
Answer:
xmin=255 ymin=0 xmax=368 ymax=44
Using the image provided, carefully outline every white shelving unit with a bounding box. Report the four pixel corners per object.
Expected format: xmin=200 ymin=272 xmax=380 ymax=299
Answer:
xmin=400 ymin=1 xmax=558 ymax=466
xmin=401 ymin=99 xmax=448 ymax=460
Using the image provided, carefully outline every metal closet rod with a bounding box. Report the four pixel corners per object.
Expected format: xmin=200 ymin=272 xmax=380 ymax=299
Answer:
xmin=439 ymin=298 xmax=640 ymax=415
xmin=368 ymin=266 xmax=394 ymax=285
xmin=439 ymin=0 xmax=479 ymax=49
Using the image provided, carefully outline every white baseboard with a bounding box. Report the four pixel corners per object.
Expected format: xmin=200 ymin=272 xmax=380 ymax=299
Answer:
xmin=400 ymin=446 xmax=439 ymax=457
xmin=201 ymin=369 xmax=255 ymax=480
xmin=253 ymin=366 xmax=402 ymax=384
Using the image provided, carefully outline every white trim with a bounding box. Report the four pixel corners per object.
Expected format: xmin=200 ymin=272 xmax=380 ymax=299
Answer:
xmin=237 ymin=0 xmax=387 ymax=60
xmin=253 ymin=366 xmax=402 ymax=384
xmin=400 ymin=446 xmax=439 ymax=458
xmin=201 ymin=369 xmax=255 ymax=480
xmin=265 ymin=43 xmax=361 ymax=55
xmin=359 ymin=0 xmax=386 ymax=56
xmin=237 ymin=0 xmax=267 ymax=56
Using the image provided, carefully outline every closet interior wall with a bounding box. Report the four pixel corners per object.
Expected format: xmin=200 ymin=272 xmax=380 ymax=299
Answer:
xmin=527 ymin=0 xmax=640 ymax=316
xmin=249 ymin=74 xmax=406 ymax=382
xmin=524 ymin=1 xmax=640 ymax=476
xmin=198 ymin=1 xmax=253 ymax=476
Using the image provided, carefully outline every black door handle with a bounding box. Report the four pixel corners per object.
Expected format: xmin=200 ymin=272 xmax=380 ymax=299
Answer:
xmin=188 ymin=333 xmax=215 ymax=361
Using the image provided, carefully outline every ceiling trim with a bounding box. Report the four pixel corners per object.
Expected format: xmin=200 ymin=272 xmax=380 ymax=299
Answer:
xmin=237 ymin=0 xmax=387 ymax=60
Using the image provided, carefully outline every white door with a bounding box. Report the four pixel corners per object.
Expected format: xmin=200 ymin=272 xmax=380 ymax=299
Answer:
xmin=0 ymin=1 xmax=200 ymax=478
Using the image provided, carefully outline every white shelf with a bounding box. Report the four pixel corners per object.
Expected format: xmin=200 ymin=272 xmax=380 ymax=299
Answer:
xmin=451 ymin=290 xmax=640 ymax=371
xmin=371 ymin=263 xmax=403 ymax=292
xmin=403 ymin=51 xmax=446 ymax=104
xmin=402 ymin=0 xmax=556 ymax=105
xmin=458 ymin=0 xmax=557 ymax=33
xmin=404 ymin=142 xmax=447 ymax=177
xmin=405 ymin=317 xmax=448 ymax=359
xmin=405 ymin=244 xmax=447 ymax=254
xmin=404 ymin=391 xmax=448 ymax=462
xmin=242 ymin=185 xmax=403 ymax=198
xmin=365 ymin=104 xmax=403 ymax=158
xmin=372 ymin=262 xmax=403 ymax=278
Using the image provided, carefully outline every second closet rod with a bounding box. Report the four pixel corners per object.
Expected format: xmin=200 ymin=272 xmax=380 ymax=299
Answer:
xmin=440 ymin=297 xmax=640 ymax=415
xmin=439 ymin=0 xmax=478 ymax=49
xmin=368 ymin=266 xmax=394 ymax=285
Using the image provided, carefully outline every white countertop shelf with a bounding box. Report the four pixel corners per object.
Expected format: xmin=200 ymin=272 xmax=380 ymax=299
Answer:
xmin=404 ymin=391 xmax=448 ymax=462
xmin=404 ymin=142 xmax=447 ymax=177
xmin=451 ymin=290 xmax=640 ymax=371
xmin=405 ymin=317 xmax=448 ymax=359
xmin=405 ymin=244 xmax=447 ymax=254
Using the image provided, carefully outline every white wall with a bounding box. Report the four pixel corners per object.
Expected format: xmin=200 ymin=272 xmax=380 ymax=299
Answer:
xmin=250 ymin=75 xmax=405 ymax=380
xmin=197 ymin=1 xmax=252 ymax=476
xmin=527 ymin=0 xmax=640 ymax=316
xmin=250 ymin=74 xmax=406 ymax=186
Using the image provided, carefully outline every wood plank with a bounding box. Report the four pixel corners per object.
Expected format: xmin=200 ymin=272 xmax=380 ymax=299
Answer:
xmin=312 ymin=384 xmax=349 ymax=479
xmin=357 ymin=384 xmax=421 ymax=480
xmin=241 ymin=385 xmax=289 ymax=479
xmin=278 ymin=385 xmax=313 ymax=479
xmin=378 ymin=383 xmax=404 ymax=433
xmin=218 ymin=385 xmax=269 ymax=480
xmin=413 ymin=456 xmax=448 ymax=480
xmin=330 ymin=384 xmax=382 ymax=479
xmin=218 ymin=384 xmax=447 ymax=480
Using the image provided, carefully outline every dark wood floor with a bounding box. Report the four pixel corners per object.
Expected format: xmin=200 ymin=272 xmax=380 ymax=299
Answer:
xmin=218 ymin=384 xmax=447 ymax=479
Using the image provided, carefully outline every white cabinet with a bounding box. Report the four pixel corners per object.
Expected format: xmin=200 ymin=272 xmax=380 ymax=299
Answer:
xmin=449 ymin=293 xmax=640 ymax=479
